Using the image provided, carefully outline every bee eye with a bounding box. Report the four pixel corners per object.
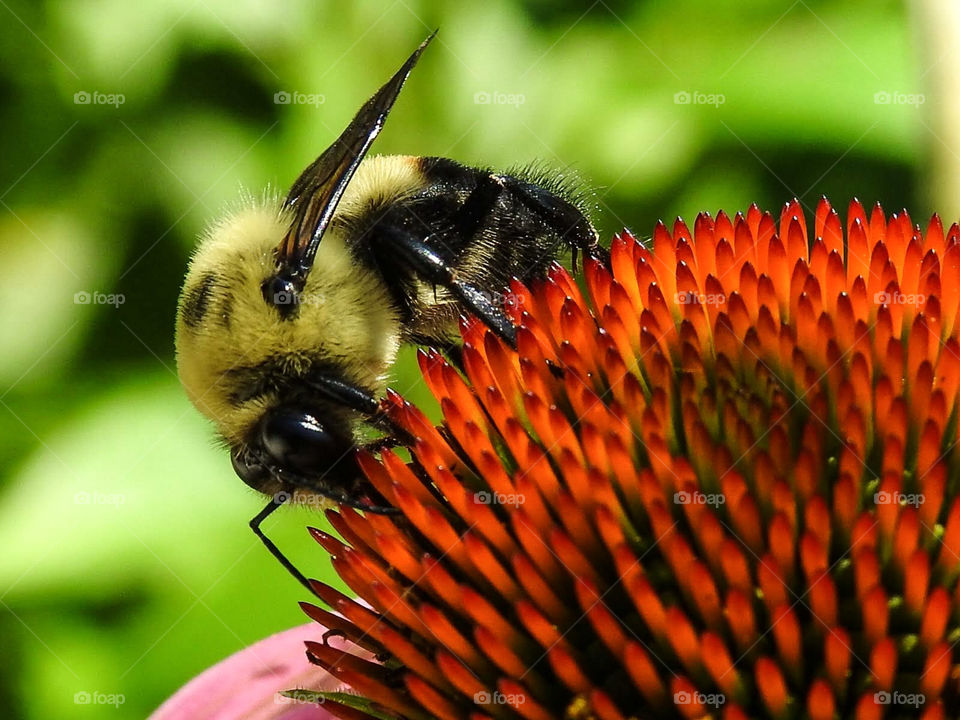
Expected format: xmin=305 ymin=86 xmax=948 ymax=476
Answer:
xmin=260 ymin=409 xmax=347 ymax=474
xmin=230 ymin=446 xmax=271 ymax=492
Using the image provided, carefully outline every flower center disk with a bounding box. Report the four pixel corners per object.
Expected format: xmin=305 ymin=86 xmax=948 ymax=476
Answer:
xmin=304 ymin=197 xmax=960 ymax=720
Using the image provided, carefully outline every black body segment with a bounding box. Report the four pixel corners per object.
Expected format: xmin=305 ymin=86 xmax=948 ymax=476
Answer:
xmin=344 ymin=156 xmax=602 ymax=346
xmin=415 ymin=156 xmax=602 ymax=286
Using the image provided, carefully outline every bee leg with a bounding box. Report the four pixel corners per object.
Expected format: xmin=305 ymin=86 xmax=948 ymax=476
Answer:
xmin=250 ymin=495 xmax=317 ymax=595
xmin=378 ymin=227 xmax=517 ymax=348
xmin=451 ymin=283 xmax=517 ymax=348
xmin=275 ymin=465 xmax=402 ymax=514
xmin=305 ymin=374 xmax=414 ymax=447
xmin=451 ymin=171 xmax=508 ymax=240
xmin=250 ymin=488 xmax=398 ymax=594
xmin=362 ymin=435 xmax=404 ymax=453
xmin=354 ymin=501 xmax=397 ymax=514
xmin=500 ymin=178 xmax=609 ymax=269
xmin=308 ymin=483 xmax=399 ymax=514
xmin=304 ymin=375 xmax=379 ymax=415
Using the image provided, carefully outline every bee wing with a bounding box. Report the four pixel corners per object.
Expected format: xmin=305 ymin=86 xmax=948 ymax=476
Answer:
xmin=278 ymin=30 xmax=436 ymax=279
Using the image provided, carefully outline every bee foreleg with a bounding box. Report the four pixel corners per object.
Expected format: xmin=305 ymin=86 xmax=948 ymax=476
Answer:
xmin=303 ymin=375 xmax=413 ymax=446
xmin=362 ymin=435 xmax=404 ymax=453
xmin=305 ymin=375 xmax=379 ymax=415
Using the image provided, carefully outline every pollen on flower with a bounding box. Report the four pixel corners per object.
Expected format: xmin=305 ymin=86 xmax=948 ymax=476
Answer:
xmin=302 ymin=198 xmax=960 ymax=719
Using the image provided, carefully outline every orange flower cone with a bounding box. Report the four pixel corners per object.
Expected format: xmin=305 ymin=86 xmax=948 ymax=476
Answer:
xmin=301 ymin=198 xmax=960 ymax=719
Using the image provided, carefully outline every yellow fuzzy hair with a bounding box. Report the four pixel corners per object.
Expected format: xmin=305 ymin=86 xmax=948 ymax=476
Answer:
xmin=175 ymin=155 xmax=427 ymax=445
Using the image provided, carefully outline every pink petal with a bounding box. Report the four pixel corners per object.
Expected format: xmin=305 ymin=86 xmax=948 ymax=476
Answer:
xmin=149 ymin=622 xmax=364 ymax=720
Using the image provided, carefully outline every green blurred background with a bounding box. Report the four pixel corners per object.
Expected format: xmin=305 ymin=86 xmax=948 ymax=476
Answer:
xmin=0 ymin=0 xmax=955 ymax=717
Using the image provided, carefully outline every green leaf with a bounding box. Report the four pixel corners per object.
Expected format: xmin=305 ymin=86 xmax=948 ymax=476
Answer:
xmin=280 ymin=689 xmax=397 ymax=720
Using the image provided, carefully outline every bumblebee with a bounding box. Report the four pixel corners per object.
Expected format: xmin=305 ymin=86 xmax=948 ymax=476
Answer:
xmin=175 ymin=32 xmax=604 ymax=588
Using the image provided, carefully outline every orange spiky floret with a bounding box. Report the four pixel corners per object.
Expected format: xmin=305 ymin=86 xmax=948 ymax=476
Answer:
xmin=303 ymin=198 xmax=960 ymax=719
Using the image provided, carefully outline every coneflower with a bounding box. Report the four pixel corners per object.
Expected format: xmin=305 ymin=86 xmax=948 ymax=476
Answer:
xmin=301 ymin=198 xmax=960 ymax=719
